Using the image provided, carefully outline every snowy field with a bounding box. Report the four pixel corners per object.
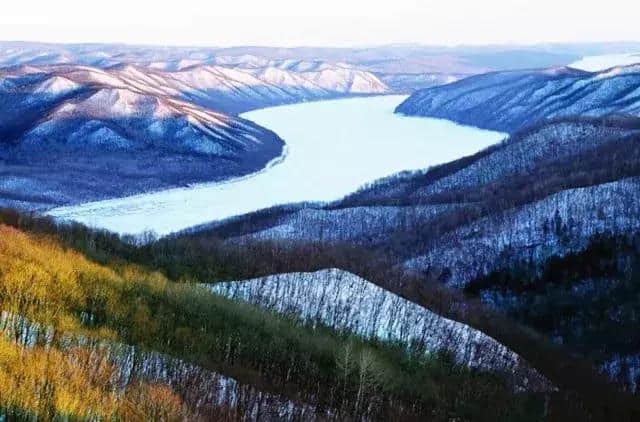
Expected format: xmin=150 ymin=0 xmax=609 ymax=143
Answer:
xmin=47 ymin=95 xmax=504 ymax=236
xmin=570 ymin=53 xmax=640 ymax=71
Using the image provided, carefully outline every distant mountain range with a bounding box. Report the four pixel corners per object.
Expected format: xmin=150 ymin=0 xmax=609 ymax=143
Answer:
xmin=396 ymin=64 xmax=640 ymax=132
xmin=4 ymin=41 xmax=640 ymax=71
xmin=4 ymin=41 xmax=639 ymax=94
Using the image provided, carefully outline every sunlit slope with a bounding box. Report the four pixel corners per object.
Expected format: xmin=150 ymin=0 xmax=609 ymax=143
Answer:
xmin=0 ymin=65 xmax=285 ymax=210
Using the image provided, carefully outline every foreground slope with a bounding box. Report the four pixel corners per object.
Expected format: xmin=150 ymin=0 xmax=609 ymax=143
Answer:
xmin=0 ymin=216 xmax=549 ymax=421
xmin=396 ymin=64 xmax=640 ymax=132
xmin=211 ymin=269 xmax=550 ymax=391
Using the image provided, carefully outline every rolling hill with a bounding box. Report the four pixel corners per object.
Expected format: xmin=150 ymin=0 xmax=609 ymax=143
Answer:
xmin=0 ymin=58 xmax=390 ymax=209
xmin=0 ymin=65 xmax=284 ymax=209
xmin=396 ymin=64 xmax=640 ymax=132
xmin=200 ymin=116 xmax=640 ymax=393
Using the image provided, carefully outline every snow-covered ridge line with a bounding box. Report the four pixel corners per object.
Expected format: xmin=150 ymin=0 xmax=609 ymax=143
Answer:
xmin=395 ymin=63 xmax=640 ymax=133
xmin=208 ymin=269 xmax=552 ymax=392
xmin=4 ymin=61 xmax=389 ymax=115
xmin=569 ymin=53 xmax=640 ymax=72
xmin=405 ymin=177 xmax=640 ymax=287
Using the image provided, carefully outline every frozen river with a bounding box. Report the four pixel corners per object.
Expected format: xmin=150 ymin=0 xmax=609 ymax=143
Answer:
xmin=47 ymin=95 xmax=504 ymax=236
xmin=569 ymin=53 xmax=640 ymax=72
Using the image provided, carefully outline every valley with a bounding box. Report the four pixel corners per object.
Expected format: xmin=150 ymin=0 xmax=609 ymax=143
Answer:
xmin=1 ymin=37 xmax=640 ymax=421
xmin=46 ymin=95 xmax=504 ymax=235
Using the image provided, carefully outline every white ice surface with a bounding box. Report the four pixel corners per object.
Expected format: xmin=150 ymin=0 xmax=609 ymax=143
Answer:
xmin=569 ymin=53 xmax=640 ymax=72
xmin=47 ymin=95 xmax=504 ymax=236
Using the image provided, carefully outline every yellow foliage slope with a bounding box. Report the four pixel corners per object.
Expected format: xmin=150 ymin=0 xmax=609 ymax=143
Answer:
xmin=0 ymin=225 xmax=194 ymax=420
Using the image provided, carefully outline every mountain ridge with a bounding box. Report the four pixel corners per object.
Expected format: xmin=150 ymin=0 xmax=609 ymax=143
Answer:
xmin=0 ymin=59 xmax=391 ymax=209
xmin=395 ymin=64 xmax=640 ymax=132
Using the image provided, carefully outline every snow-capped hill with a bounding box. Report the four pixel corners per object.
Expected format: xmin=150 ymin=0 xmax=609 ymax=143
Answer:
xmin=593 ymin=63 xmax=640 ymax=79
xmin=347 ymin=70 xmax=388 ymax=93
xmin=32 ymin=75 xmax=81 ymax=96
xmin=270 ymin=59 xmax=337 ymax=72
xmin=410 ymin=121 xmax=637 ymax=197
xmin=569 ymin=52 xmax=640 ymax=72
xmin=63 ymin=65 xmax=129 ymax=88
xmin=1 ymin=64 xmax=280 ymax=152
xmin=16 ymin=85 xmax=273 ymax=158
xmin=253 ymin=66 xmax=323 ymax=91
xmin=209 ymin=269 xmax=551 ymax=392
xmin=0 ymin=65 xmax=284 ymax=209
xmin=211 ymin=54 xmax=271 ymax=68
xmin=13 ymin=63 xmax=386 ymax=116
xmin=404 ymin=178 xmax=640 ymax=287
xmin=396 ymin=64 xmax=640 ymax=132
xmin=301 ymin=67 xmax=387 ymax=94
xmin=79 ymin=62 xmax=390 ymax=114
xmin=169 ymin=62 xmax=388 ymax=111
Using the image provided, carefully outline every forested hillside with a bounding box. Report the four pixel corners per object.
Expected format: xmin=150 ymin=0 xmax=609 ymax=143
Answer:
xmin=195 ymin=115 xmax=640 ymax=398
xmin=466 ymin=233 xmax=640 ymax=392
xmin=2 ymin=41 xmax=640 ymax=421
xmin=0 ymin=210 xmax=561 ymax=421
xmin=396 ymin=64 xmax=640 ymax=132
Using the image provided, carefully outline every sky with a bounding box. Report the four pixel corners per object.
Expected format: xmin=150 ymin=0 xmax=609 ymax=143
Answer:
xmin=1 ymin=0 xmax=639 ymax=47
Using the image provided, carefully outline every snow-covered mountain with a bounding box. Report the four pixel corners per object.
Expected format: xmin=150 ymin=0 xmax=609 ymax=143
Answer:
xmin=2 ymin=65 xmax=281 ymax=153
xmin=157 ymin=61 xmax=388 ymax=113
xmin=0 ymin=54 xmax=390 ymax=209
xmin=396 ymin=64 xmax=640 ymax=132
xmin=0 ymin=65 xmax=284 ymax=209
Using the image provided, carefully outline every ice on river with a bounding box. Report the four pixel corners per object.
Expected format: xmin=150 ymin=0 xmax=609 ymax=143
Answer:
xmin=570 ymin=53 xmax=640 ymax=72
xmin=47 ymin=95 xmax=504 ymax=236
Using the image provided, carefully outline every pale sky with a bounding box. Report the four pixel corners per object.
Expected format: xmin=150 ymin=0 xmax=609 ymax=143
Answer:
xmin=1 ymin=0 xmax=639 ymax=47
